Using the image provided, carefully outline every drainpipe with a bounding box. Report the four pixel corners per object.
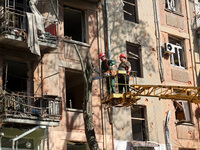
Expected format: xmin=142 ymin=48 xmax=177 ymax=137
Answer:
xmin=104 ymin=0 xmax=114 ymax=124
xmin=165 ymin=110 xmax=172 ymax=150
xmin=104 ymin=0 xmax=111 ymax=59
xmin=185 ymin=0 xmax=197 ymax=87
xmin=154 ymin=0 xmax=165 ymax=81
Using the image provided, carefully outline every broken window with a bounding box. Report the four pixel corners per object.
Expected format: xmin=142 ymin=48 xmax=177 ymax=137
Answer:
xmin=3 ymin=59 xmax=29 ymax=93
xmin=169 ymin=36 xmax=186 ymax=68
xmin=126 ymin=42 xmax=142 ymax=77
xmin=67 ymin=141 xmax=89 ymax=150
xmin=123 ymin=0 xmax=138 ymax=23
xmin=64 ymin=6 xmax=86 ymax=42
xmin=131 ymin=105 xmax=147 ymax=141
xmin=165 ymin=0 xmax=181 ymax=12
xmin=174 ymin=100 xmax=191 ymax=122
xmin=66 ymin=69 xmax=84 ymax=110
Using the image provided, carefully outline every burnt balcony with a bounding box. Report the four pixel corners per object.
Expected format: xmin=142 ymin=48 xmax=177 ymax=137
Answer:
xmin=0 ymin=3 xmax=58 ymax=53
xmin=0 ymin=91 xmax=61 ymax=127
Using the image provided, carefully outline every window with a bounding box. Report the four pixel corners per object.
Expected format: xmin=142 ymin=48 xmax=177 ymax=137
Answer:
xmin=174 ymin=100 xmax=191 ymax=122
xmin=67 ymin=141 xmax=89 ymax=150
xmin=126 ymin=42 xmax=142 ymax=77
xmin=66 ymin=69 xmax=84 ymax=110
xmin=3 ymin=59 xmax=29 ymax=93
xmin=123 ymin=0 xmax=138 ymax=23
xmin=64 ymin=6 xmax=86 ymax=42
xmin=169 ymin=36 xmax=186 ymax=68
xmin=165 ymin=0 xmax=181 ymax=12
xmin=131 ymin=106 xmax=147 ymax=141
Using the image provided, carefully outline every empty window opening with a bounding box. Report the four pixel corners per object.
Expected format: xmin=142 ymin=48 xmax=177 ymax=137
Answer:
xmin=3 ymin=59 xmax=28 ymax=93
xmin=165 ymin=0 xmax=181 ymax=12
xmin=123 ymin=0 xmax=138 ymax=23
xmin=168 ymin=36 xmax=186 ymax=68
xmin=67 ymin=141 xmax=89 ymax=150
xmin=66 ymin=70 xmax=84 ymax=110
xmin=174 ymin=100 xmax=191 ymax=122
xmin=64 ymin=6 xmax=86 ymax=42
xmin=131 ymin=105 xmax=147 ymax=141
xmin=126 ymin=42 xmax=142 ymax=77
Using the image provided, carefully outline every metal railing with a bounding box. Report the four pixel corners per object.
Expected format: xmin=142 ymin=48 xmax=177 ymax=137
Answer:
xmin=0 ymin=3 xmax=58 ymax=41
xmin=0 ymin=91 xmax=61 ymax=120
xmin=103 ymin=70 xmax=138 ymax=95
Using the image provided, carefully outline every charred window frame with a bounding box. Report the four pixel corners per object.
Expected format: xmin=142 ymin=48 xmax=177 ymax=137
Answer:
xmin=169 ymin=36 xmax=186 ymax=68
xmin=173 ymin=100 xmax=191 ymax=123
xmin=131 ymin=105 xmax=147 ymax=141
xmin=126 ymin=42 xmax=143 ymax=78
xmin=64 ymin=6 xmax=86 ymax=43
xmin=123 ymin=0 xmax=138 ymax=23
xmin=165 ymin=0 xmax=181 ymax=13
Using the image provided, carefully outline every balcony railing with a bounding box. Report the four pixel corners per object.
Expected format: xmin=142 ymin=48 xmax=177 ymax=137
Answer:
xmin=0 ymin=3 xmax=58 ymax=49
xmin=0 ymin=91 xmax=61 ymax=125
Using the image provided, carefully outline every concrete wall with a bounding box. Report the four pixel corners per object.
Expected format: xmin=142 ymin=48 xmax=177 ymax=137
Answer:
xmin=105 ymin=0 xmax=161 ymax=144
xmin=44 ymin=1 xmax=106 ymax=149
xmin=104 ymin=0 xmax=200 ymax=150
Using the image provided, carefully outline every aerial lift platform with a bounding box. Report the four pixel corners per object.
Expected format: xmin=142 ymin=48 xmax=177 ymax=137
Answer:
xmin=101 ymin=71 xmax=200 ymax=107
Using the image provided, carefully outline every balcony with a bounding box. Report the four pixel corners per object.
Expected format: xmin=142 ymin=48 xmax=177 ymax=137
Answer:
xmin=0 ymin=91 xmax=61 ymax=127
xmin=0 ymin=0 xmax=58 ymax=54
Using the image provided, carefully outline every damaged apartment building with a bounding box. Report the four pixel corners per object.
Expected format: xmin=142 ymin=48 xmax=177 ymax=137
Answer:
xmin=0 ymin=0 xmax=200 ymax=150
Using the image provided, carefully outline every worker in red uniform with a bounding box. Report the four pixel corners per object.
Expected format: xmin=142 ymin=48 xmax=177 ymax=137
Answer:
xmin=118 ymin=54 xmax=131 ymax=93
xmin=99 ymin=53 xmax=116 ymax=94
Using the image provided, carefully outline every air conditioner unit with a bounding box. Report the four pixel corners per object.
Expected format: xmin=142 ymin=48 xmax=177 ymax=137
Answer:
xmin=164 ymin=43 xmax=182 ymax=54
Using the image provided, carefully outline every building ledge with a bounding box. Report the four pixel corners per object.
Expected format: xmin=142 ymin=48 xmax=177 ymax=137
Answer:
xmin=0 ymin=32 xmax=58 ymax=52
xmin=128 ymin=140 xmax=160 ymax=148
xmin=3 ymin=115 xmax=60 ymax=126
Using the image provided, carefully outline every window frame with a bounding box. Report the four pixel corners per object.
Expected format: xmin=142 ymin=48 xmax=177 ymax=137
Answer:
xmin=174 ymin=100 xmax=192 ymax=123
xmin=165 ymin=0 xmax=182 ymax=13
xmin=131 ymin=105 xmax=148 ymax=141
xmin=63 ymin=6 xmax=87 ymax=43
xmin=123 ymin=0 xmax=139 ymax=23
xmin=126 ymin=42 xmax=143 ymax=78
xmin=168 ymin=36 xmax=186 ymax=69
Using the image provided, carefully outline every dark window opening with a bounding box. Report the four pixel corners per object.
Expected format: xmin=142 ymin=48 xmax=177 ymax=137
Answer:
xmin=66 ymin=70 xmax=84 ymax=110
xmin=174 ymin=100 xmax=191 ymax=122
xmin=64 ymin=6 xmax=86 ymax=42
xmin=126 ymin=42 xmax=142 ymax=77
xmin=67 ymin=141 xmax=89 ymax=150
xmin=131 ymin=106 xmax=147 ymax=141
xmin=3 ymin=59 xmax=28 ymax=93
xmin=123 ymin=0 xmax=138 ymax=23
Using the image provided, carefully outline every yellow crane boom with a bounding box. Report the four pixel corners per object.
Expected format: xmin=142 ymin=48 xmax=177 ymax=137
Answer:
xmin=101 ymin=84 xmax=200 ymax=107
